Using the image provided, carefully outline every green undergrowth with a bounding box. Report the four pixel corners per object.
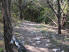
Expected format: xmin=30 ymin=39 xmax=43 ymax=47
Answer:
xmin=35 ymin=25 xmax=46 ymax=28
xmin=0 ymin=48 xmax=3 ymax=52
xmin=53 ymin=39 xmax=69 ymax=51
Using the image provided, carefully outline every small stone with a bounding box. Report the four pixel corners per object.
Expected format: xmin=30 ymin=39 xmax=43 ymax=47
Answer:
xmin=36 ymin=41 xmax=41 ymax=44
xmin=52 ymin=48 xmax=60 ymax=52
xmin=46 ymin=39 xmax=50 ymax=42
xmin=61 ymin=50 xmax=64 ymax=52
xmin=33 ymin=37 xmax=40 ymax=41
xmin=45 ymin=44 xmax=49 ymax=47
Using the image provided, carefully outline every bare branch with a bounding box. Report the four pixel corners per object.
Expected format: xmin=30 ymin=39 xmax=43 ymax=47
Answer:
xmin=47 ymin=0 xmax=57 ymax=16
xmin=61 ymin=3 xmax=67 ymax=14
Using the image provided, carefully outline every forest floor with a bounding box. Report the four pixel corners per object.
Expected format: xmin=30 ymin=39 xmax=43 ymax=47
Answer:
xmin=0 ymin=21 xmax=69 ymax=52
xmin=13 ymin=21 xmax=69 ymax=52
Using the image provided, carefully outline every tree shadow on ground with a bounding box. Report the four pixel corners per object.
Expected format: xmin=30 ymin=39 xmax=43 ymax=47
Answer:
xmin=13 ymin=21 xmax=69 ymax=52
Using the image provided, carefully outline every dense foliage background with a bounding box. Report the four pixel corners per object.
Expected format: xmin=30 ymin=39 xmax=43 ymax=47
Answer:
xmin=0 ymin=0 xmax=69 ymax=27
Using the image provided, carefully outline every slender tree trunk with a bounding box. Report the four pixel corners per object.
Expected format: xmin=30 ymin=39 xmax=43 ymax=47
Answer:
xmin=57 ymin=0 xmax=61 ymax=34
xmin=19 ymin=0 xmax=23 ymax=20
xmin=47 ymin=0 xmax=62 ymax=34
xmin=57 ymin=15 xmax=61 ymax=34
xmin=67 ymin=0 xmax=69 ymax=16
xmin=2 ymin=0 xmax=13 ymax=52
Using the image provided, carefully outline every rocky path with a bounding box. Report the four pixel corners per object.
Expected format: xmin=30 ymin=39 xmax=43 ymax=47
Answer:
xmin=13 ymin=21 xmax=69 ymax=52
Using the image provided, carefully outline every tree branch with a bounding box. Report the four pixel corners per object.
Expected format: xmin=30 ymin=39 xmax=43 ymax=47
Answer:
xmin=61 ymin=3 xmax=66 ymax=14
xmin=47 ymin=0 xmax=57 ymax=16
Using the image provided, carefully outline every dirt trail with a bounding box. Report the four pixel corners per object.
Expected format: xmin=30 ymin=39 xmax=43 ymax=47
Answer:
xmin=13 ymin=21 xmax=69 ymax=52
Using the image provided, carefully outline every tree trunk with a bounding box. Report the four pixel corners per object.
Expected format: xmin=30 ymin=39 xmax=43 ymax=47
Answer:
xmin=57 ymin=0 xmax=61 ymax=34
xmin=47 ymin=0 xmax=62 ymax=34
xmin=18 ymin=0 xmax=23 ymax=20
xmin=2 ymin=0 xmax=14 ymax=52
xmin=57 ymin=15 xmax=61 ymax=34
xmin=67 ymin=0 xmax=69 ymax=17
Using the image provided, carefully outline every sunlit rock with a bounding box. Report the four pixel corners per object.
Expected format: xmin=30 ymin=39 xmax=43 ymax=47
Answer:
xmin=61 ymin=50 xmax=64 ymax=52
xmin=33 ymin=37 xmax=41 ymax=41
xmin=45 ymin=44 xmax=49 ymax=47
xmin=36 ymin=41 xmax=41 ymax=44
xmin=46 ymin=39 xmax=50 ymax=43
xmin=52 ymin=48 xmax=60 ymax=52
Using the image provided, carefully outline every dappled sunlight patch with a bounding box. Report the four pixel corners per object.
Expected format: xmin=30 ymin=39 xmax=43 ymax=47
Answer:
xmin=0 ymin=40 xmax=4 ymax=48
xmin=35 ymin=25 xmax=46 ymax=28
xmin=13 ymin=21 xmax=69 ymax=52
xmin=0 ymin=23 xmax=3 ymax=34
xmin=20 ymin=26 xmax=39 ymax=32
xmin=52 ymin=37 xmax=69 ymax=46
xmin=62 ymin=41 xmax=69 ymax=45
xmin=25 ymin=45 xmax=49 ymax=52
xmin=0 ymin=23 xmax=3 ymax=27
xmin=40 ymin=24 xmax=69 ymax=35
xmin=40 ymin=27 xmax=48 ymax=30
xmin=47 ymin=28 xmax=57 ymax=32
xmin=0 ymin=30 xmax=3 ymax=34
xmin=23 ymin=22 xmax=41 ymax=27
xmin=15 ymin=26 xmax=20 ymax=29
xmin=41 ymin=24 xmax=54 ymax=28
xmin=17 ymin=20 xmax=22 ymax=24
xmin=64 ymin=38 xmax=69 ymax=41
xmin=27 ymin=23 xmax=39 ymax=26
xmin=40 ymin=28 xmax=57 ymax=34
xmin=14 ymin=32 xmax=22 ymax=36
xmin=61 ymin=30 xmax=69 ymax=35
